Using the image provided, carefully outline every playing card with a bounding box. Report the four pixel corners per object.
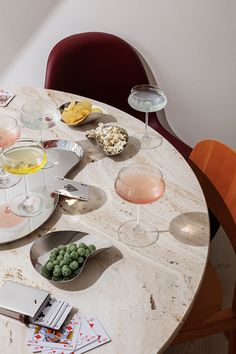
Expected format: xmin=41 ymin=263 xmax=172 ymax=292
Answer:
xmin=27 ymin=316 xmax=80 ymax=351
xmin=87 ymin=317 xmax=111 ymax=347
xmin=33 ymin=299 xmax=64 ymax=327
xmin=0 ymin=89 xmax=15 ymax=107
xmin=53 ymin=303 xmax=73 ymax=330
xmin=53 ymin=177 xmax=90 ymax=201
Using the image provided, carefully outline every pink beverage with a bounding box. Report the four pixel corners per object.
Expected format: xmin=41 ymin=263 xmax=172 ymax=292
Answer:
xmin=0 ymin=128 xmax=20 ymax=148
xmin=115 ymin=170 xmax=165 ymax=204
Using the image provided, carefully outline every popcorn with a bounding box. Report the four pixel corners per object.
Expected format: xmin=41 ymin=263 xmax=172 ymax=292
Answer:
xmin=86 ymin=123 xmax=128 ymax=155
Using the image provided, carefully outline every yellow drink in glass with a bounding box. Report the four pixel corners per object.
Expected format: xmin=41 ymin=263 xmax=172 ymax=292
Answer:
xmin=2 ymin=147 xmax=47 ymax=175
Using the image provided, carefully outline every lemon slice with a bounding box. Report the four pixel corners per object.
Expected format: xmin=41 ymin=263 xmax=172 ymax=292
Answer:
xmin=91 ymin=107 xmax=103 ymax=114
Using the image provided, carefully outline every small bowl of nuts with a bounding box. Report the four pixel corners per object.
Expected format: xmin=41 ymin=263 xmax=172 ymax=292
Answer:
xmin=86 ymin=123 xmax=128 ymax=156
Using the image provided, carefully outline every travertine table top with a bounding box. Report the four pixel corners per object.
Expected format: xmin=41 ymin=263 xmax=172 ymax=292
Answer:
xmin=0 ymin=87 xmax=209 ymax=354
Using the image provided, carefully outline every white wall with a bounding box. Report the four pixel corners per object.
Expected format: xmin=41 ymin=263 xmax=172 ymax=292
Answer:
xmin=0 ymin=0 xmax=235 ymax=149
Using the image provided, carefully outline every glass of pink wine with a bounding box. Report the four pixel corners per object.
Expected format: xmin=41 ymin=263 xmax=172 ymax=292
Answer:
xmin=0 ymin=116 xmax=23 ymax=228
xmin=114 ymin=163 xmax=165 ymax=247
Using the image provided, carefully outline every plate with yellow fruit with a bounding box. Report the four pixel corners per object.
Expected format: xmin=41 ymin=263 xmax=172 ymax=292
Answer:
xmin=60 ymin=100 xmax=105 ymax=127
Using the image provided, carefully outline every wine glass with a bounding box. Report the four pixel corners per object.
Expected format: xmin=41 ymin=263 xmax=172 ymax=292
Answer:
xmin=1 ymin=139 xmax=48 ymax=217
xmin=114 ymin=163 xmax=165 ymax=247
xmin=0 ymin=116 xmax=23 ymax=227
xmin=128 ymin=84 xmax=167 ymax=149
xmin=0 ymin=116 xmax=21 ymax=188
xmin=21 ymin=99 xmax=61 ymax=170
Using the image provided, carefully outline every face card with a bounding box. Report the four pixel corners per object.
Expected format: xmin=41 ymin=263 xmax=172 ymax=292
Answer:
xmin=53 ymin=177 xmax=90 ymax=201
xmin=27 ymin=317 xmax=80 ymax=350
xmin=0 ymin=89 xmax=15 ymax=107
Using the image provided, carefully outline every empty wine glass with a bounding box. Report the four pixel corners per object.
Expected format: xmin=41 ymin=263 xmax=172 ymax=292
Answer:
xmin=21 ymin=98 xmax=61 ymax=169
xmin=128 ymin=84 xmax=167 ymax=149
xmin=114 ymin=163 xmax=165 ymax=247
xmin=1 ymin=139 xmax=48 ymax=217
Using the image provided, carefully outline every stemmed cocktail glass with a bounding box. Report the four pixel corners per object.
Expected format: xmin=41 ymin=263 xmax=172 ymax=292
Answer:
xmin=0 ymin=116 xmax=22 ymax=227
xmin=21 ymin=99 xmax=61 ymax=170
xmin=1 ymin=139 xmax=48 ymax=217
xmin=128 ymin=84 xmax=167 ymax=149
xmin=114 ymin=163 xmax=165 ymax=247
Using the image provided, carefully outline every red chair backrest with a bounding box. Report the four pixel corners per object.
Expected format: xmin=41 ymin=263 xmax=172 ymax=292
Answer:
xmin=45 ymin=32 xmax=149 ymax=116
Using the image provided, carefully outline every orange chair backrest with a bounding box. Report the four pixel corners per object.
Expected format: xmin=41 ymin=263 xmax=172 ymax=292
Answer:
xmin=189 ymin=140 xmax=236 ymax=252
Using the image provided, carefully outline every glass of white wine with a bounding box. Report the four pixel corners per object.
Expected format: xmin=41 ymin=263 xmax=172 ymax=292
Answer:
xmin=128 ymin=84 xmax=167 ymax=149
xmin=1 ymin=139 xmax=48 ymax=217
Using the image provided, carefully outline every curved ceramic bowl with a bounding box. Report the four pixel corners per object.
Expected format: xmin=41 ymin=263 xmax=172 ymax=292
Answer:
xmin=30 ymin=230 xmax=112 ymax=283
xmin=60 ymin=101 xmax=105 ymax=127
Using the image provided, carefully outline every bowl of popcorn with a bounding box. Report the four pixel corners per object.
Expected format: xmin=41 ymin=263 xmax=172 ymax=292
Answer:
xmin=86 ymin=123 xmax=128 ymax=156
xmin=60 ymin=100 xmax=104 ymax=126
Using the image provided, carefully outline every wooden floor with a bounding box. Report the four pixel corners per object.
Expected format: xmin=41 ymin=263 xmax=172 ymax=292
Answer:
xmin=163 ymin=228 xmax=236 ymax=354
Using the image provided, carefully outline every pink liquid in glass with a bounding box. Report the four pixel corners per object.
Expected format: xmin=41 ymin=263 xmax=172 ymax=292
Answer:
xmin=115 ymin=170 xmax=165 ymax=204
xmin=0 ymin=128 xmax=20 ymax=148
xmin=0 ymin=205 xmax=24 ymax=228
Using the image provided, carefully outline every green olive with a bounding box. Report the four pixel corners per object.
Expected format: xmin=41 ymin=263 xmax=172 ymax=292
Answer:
xmin=69 ymin=260 xmax=79 ymax=270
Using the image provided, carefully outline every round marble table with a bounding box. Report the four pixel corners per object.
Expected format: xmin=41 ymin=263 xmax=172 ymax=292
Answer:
xmin=0 ymin=87 xmax=209 ymax=354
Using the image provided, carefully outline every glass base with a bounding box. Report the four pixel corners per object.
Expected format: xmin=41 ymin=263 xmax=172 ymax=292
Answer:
xmin=118 ymin=219 xmax=159 ymax=247
xmin=0 ymin=205 xmax=25 ymax=228
xmin=10 ymin=192 xmax=49 ymax=217
xmin=0 ymin=170 xmax=21 ymax=189
xmin=134 ymin=132 xmax=162 ymax=149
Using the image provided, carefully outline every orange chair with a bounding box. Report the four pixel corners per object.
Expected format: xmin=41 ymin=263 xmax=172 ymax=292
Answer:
xmin=170 ymin=140 xmax=236 ymax=353
xmin=44 ymin=32 xmax=192 ymax=160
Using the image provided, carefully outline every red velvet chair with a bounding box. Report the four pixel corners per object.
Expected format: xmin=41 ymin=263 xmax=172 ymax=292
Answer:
xmin=45 ymin=32 xmax=192 ymax=160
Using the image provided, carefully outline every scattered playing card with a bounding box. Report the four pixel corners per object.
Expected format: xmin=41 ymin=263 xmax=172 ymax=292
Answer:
xmin=53 ymin=176 xmax=90 ymax=201
xmin=0 ymin=89 xmax=15 ymax=107
xmin=27 ymin=316 xmax=80 ymax=351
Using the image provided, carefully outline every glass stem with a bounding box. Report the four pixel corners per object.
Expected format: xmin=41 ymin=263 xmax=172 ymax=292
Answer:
xmin=40 ymin=129 xmax=43 ymax=144
xmin=145 ymin=112 xmax=149 ymax=131
xmin=4 ymin=188 xmax=9 ymax=211
xmin=43 ymin=169 xmax=46 ymax=189
xmin=24 ymin=174 xmax=30 ymax=199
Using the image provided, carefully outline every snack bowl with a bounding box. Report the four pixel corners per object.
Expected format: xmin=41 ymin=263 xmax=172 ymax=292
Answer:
xmin=60 ymin=101 xmax=104 ymax=127
xmin=86 ymin=123 xmax=129 ymax=156
xmin=30 ymin=230 xmax=112 ymax=283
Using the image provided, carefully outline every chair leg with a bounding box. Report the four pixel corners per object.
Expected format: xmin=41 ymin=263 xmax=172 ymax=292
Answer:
xmin=227 ymin=330 xmax=236 ymax=354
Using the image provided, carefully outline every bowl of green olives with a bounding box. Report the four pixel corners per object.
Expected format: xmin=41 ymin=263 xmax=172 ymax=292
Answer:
xmin=30 ymin=230 xmax=112 ymax=283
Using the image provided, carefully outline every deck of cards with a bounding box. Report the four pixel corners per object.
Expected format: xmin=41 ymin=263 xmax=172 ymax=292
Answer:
xmin=27 ymin=314 xmax=111 ymax=354
xmin=31 ymin=297 xmax=73 ymax=331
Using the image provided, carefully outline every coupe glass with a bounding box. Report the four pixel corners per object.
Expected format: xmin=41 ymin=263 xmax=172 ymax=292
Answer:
xmin=114 ymin=163 xmax=165 ymax=247
xmin=0 ymin=116 xmax=23 ymax=227
xmin=1 ymin=139 xmax=48 ymax=217
xmin=128 ymin=84 xmax=167 ymax=149
xmin=0 ymin=116 xmax=21 ymax=188
xmin=21 ymin=99 xmax=61 ymax=169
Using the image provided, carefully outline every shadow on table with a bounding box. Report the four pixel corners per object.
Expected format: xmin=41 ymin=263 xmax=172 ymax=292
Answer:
xmin=58 ymin=185 xmax=107 ymax=216
xmin=168 ymin=212 xmax=209 ymax=246
xmin=53 ymin=246 xmax=123 ymax=291
xmin=71 ymin=135 xmax=141 ymax=166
